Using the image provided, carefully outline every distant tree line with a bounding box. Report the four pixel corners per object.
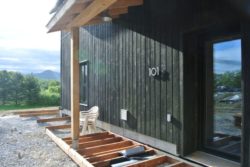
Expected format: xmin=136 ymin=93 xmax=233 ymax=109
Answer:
xmin=0 ymin=70 xmax=60 ymax=106
xmin=215 ymin=71 xmax=241 ymax=91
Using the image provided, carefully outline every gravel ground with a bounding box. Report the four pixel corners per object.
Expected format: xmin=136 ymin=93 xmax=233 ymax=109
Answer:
xmin=0 ymin=111 xmax=77 ymax=167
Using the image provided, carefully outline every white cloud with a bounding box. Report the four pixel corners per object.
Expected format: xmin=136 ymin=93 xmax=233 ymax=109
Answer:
xmin=0 ymin=0 xmax=60 ymax=51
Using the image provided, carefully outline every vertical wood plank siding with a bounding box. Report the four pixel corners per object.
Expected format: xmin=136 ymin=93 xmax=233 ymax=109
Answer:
xmin=77 ymin=22 xmax=180 ymax=144
xmin=61 ymin=0 xmax=184 ymax=144
xmin=61 ymin=32 xmax=71 ymax=110
xmin=60 ymin=0 xmax=243 ymax=152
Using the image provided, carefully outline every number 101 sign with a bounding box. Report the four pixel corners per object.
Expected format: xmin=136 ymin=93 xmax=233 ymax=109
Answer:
xmin=148 ymin=67 xmax=160 ymax=77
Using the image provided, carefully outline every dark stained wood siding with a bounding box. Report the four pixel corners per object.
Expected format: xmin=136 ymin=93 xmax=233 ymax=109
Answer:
xmin=60 ymin=0 xmax=245 ymax=159
xmin=77 ymin=22 xmax=180 ymax=144
xmin=61 ymin=32 xmax=71 ymax=110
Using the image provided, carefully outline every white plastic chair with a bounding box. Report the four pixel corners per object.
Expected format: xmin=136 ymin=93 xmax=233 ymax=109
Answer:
xmin=80 ymin=106 xmax=99 ymax=134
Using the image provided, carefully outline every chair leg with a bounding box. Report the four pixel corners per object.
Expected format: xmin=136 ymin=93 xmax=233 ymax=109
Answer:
xmin=82 ymin=121 xmax=88 ymax=135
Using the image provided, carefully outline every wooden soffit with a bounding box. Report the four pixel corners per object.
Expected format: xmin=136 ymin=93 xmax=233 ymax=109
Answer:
xmin=47 ymin=0 xmax=143 ymax=33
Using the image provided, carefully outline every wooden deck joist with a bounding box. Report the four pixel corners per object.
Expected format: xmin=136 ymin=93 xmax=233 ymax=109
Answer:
xmin=45 ymin=127 xmax=196 ymax=167
xmin=37 ymin=116 xmax=71 ymax=123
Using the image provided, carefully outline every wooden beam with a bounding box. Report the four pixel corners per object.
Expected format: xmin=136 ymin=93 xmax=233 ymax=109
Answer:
xmin=125 ymin=155 xmax=179 ymax=167
xmin=37 ymin=116 xmax=71 ymax=123
xmin=167 ymin=162 xmax=192 ymax=167
xmin=13 ymin=109 xmax=59 ymax=115
xmin=110 ymin=0 xmax=143 ymax=9
xmin=91 ymin=149 xmax=155 ymax=167
xmin=46 ymin=124 xmax=71 ymax=130
xmin=64 ymin=134 xmax=115 ymax=144
xmin=45 ymin=128 xmax=94 ymax=167
xmin=108 ymin=7 xmax=128 ymax=16
xmin=63 ymin=131 xmax=110 ymax=140
xmin=47 ymin=0 xmax=92 ymax=32
xmin=78 ymin=137 xmax=122 ymax=148
xmin=78 ymin=141 xmax=133 ymax=156
xmin=19 ymin=111 xmax=59 ymax=117
xmin=66 ymin=0 xmax=118 ymax=29
xmin=71 ymin=27 xmax=80 ymax=149
xmin=84 ymin=144 xmax=141 ymax=158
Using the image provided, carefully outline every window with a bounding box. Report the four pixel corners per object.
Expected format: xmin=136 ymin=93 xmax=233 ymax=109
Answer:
xmin=80 ymin=61 xmax=88 ymax=106
xmin=204 ymin=39 xmax=242 ymax=161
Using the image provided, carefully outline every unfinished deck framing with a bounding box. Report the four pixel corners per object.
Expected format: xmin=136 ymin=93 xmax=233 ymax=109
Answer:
xmin=15 ymin=109 xmax=197 ymax=166
xmin=45 ymin=126 xmax=195 ymax=167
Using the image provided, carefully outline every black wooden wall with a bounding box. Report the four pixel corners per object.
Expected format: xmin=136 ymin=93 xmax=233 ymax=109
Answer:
xmin=60 ymin=0 xmax=244 ymax=157
xmin=61 ymin=32 xmax=71 ymax=110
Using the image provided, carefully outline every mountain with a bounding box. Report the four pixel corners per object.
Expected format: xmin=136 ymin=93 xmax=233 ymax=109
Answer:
xmin=33 ymin=70 xmax=60 ymax=81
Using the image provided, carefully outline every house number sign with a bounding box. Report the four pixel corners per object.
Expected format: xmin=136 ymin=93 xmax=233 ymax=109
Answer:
xmin=149 ymin=67 xmax=160 ymax=77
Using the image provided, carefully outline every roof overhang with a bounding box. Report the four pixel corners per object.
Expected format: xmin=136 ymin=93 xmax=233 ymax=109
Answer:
xmin=47 ymin=0 xmax=143 ymax=33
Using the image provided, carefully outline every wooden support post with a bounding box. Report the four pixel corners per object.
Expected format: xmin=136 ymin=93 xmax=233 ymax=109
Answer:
xmin=71 ymin=27 xmax=80 ymax=149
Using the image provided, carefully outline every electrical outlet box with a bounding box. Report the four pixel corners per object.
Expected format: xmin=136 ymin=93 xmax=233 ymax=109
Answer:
xmin=167 ymin=114 xmax=172 ymax=123
xmin=121 ymin=109 xmax=128 ymax=121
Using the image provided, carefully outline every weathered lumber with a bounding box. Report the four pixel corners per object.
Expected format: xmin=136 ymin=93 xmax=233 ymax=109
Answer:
xmin=64 ymin=134 xmax=115 ymax=144
xmin=63 ymin=131 xmax=110 ymax=140
xmin=45 ymin=128 xmax=94 ymax=167
xmin=66 ymin=0 xmax=118 ymax=28
xmin=167 ymin=162 xmax=192 ymax=167
xmin=19 ymin=111 xmax=59 ymax=117
xmin=84 ymin=145 xmax=141 ymax=158
xmin=46 ymin=124 xmax=71 ymax=130
xmin=37 ymin=116 xmax=71 ymax=123
xmin=78 ymin=140 xmax=133 ymax=156
xmin=91 ymin=149 xmax=155 ymax=167
xmin=70 ymin=27 xmax=80 ymax=149
xmin=13 ymin=109 xmax=59 ymax=115
xmin=125 ymin=155 xmax=179 ymax=167
xmin=78 ymin=137 xmax=122 ymax=148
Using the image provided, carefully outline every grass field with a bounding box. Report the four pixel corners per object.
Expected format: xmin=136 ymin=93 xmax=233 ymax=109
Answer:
xmin=0 ymin=104 xmax=56 ymax=111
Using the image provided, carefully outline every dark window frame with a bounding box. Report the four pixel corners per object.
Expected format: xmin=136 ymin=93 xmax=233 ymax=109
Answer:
xmin=79 ymin=60 xmax=89 ymax=106
xmin=201 ymin=35 xmax=242 ymax=162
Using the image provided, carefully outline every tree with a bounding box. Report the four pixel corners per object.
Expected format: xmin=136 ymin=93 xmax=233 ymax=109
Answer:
xmin=10 ymin=72 xmax=25 ymax=105
xmin=0 ymin=70 xmax=11 ymax=104
xmin=23 ymin=75 xmax=40 ymax=105
xmin=215 ymin=71 xmax=241 ymax=89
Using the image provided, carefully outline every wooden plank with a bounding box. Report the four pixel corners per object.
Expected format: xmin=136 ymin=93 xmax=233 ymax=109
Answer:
xmin=84 ymin=144 xmax=141 ymax=158
xmin=37 ymin=116 xmax=71 ymax=123
xmin=46 ymin=124 xmax=71 ymax=130
xmin=125 ymin=155 xmax=179 ymax=167
xmin=70 ymin=27 xmax=80 ymax=149
xmin=91 ymin=149 xmax=155 ymax=167
xmin=78 ymin=140 xmax=133 ymax=156
xmin=110 ymin=0 xmax=143 ymax=9
xmin=45 ymin=128 xmax=94 ymax=167
xmin=63 ymin=131 xmax=110 ymax=140
xmin=108 ymin=7 xmax=128 ymax=16
xmin=13 ymin=109 xmax=59 ymax=115
xmin=19 ymin=111 xmax=59 ymax=117
xmin=65 ymin=134 xmax=116 ymax=144
xmin=168 ymin=162 xmax=193 ymax=167
xmin=87 ymin=151 xmax=121 ymax=163
xmin=66 ymin=0 xmax=118 ymax=29
xmin=78 ymin=137 xmax=122 ymax=148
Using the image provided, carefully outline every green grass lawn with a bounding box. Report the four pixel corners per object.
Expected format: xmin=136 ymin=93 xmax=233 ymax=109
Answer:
xmin=0 ymin=104 xmax=56 ymax=111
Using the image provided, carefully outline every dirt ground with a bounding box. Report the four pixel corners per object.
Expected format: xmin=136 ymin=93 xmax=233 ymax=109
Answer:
xmin=0 ymin=108 xmax=77 ymax=167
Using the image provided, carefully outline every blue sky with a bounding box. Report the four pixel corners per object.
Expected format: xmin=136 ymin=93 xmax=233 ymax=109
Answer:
xmin=214 ymin=39 xmax=241 ymax=74
xmin=0 ymin=0 xmax=60 ymax=74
